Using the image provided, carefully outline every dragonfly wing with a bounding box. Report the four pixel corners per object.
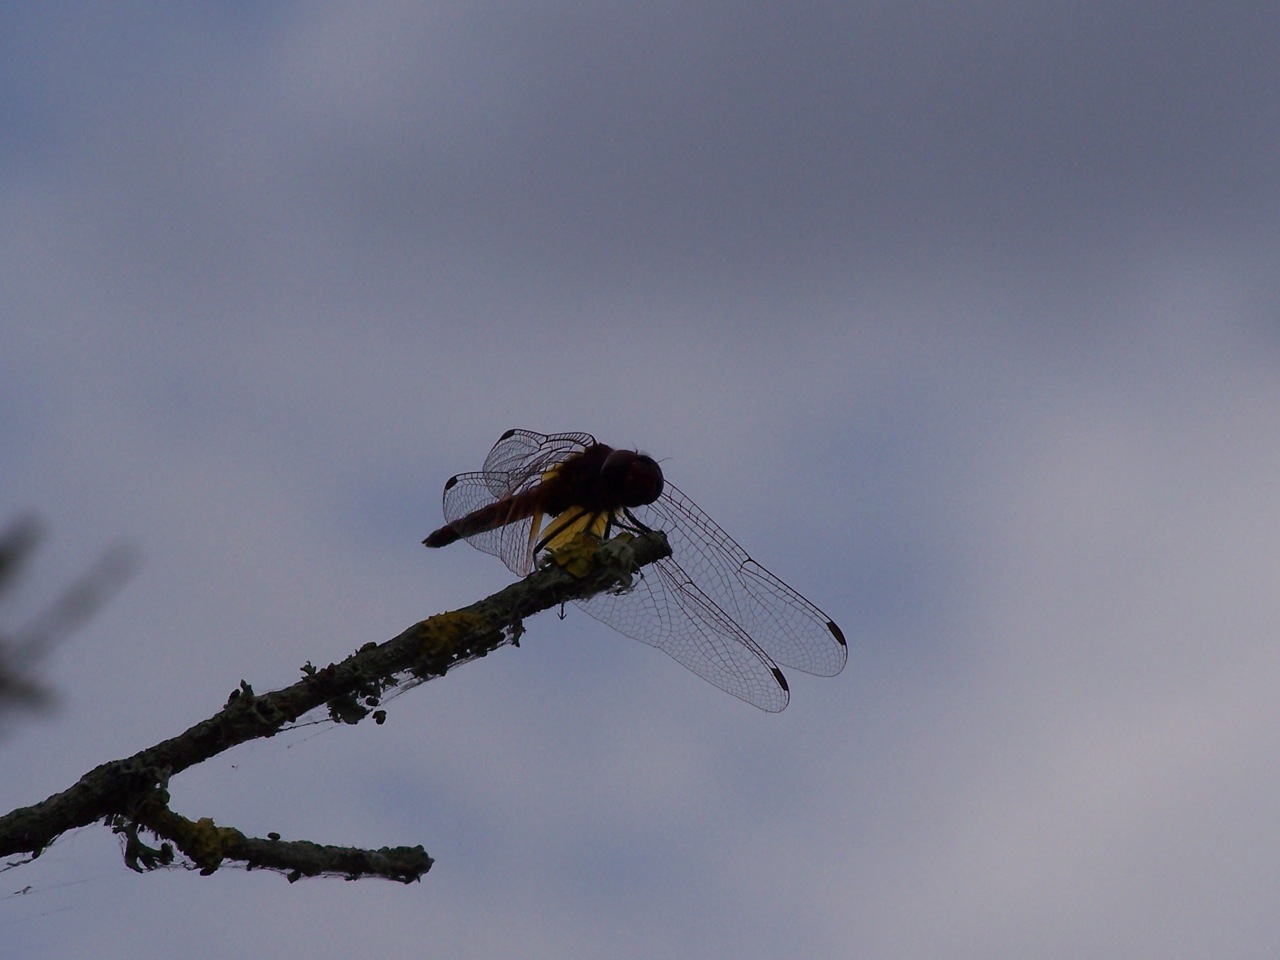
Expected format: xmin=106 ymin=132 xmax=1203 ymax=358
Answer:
xmin=440 ymin=471 xmax=540 ymax=574
xmin=440 ymin=430 xmax=597 ymax=575
xmin=626 ymin=482 xmax=847 ymax=678
xmin=576 ymin=556 xmax=790 ymax=712
xmin=480 ymin=429 xmax=596 ymax=497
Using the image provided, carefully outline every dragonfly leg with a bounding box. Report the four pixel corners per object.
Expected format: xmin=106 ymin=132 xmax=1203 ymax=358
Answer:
xmin=619 ymin=508 xmax=655 ymax=535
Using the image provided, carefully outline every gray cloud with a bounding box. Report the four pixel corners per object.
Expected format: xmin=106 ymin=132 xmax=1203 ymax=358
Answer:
xmin=3 ymin=4 xmax=1279 ymax=959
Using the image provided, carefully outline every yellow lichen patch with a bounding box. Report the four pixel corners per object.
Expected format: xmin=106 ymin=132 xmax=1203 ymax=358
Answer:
xmin=548 ymin=527 xmax=625 ymax=577
xmin=547 ymin=533 xmax=599 ymax=577
xmin=185 ymin=816 xmax=244 ymax=868
xmin=417 ymin=611 xmax=488 ymax=658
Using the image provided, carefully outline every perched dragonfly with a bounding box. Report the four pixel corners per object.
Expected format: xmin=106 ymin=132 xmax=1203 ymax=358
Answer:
xmin=424 ymin=429 xmax=846 ymax=710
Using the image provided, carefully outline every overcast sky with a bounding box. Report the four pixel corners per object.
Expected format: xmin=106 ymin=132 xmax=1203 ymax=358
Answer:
xmin=3 ymin=3 xmax=1280 ymax=958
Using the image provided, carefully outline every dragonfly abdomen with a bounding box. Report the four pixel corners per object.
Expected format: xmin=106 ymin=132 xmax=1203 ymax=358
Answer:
xmin=423 ymin=483 xmax=545 ymax=547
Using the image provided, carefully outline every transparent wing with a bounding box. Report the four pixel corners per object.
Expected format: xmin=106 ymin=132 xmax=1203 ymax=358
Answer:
xmin=441 ymin=430 xmax=595 ymax=574
xmin=439 ymin=472 xmax=538 ymax=575
xmin=480 ymin=429 xmax=596 ymax=498
xmin=576 ymin=556 xmax=792 ymax=712
xmin=620 ymin=482 xmax=847 ymax=678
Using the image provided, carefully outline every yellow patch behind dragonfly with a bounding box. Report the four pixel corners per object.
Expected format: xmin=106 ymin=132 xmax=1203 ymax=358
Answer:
xmin=540 ymin=509 xmax=615 ymax=576
xmin=524 ymin=462 xmax=617 ymax=574
xmin=525 ymin=462 xmax=562 ymax=561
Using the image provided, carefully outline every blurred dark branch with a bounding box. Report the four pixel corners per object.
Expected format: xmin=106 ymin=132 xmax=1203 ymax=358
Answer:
xmin=0 ymin=515 xmax=135 ymax=719
xmin=0 ymin=531 xmax=671 ymax=883
xmin=0 ymin=516 xmax=42 ymax=598
xmin=0 ymin=516 xmax=46 ymax=711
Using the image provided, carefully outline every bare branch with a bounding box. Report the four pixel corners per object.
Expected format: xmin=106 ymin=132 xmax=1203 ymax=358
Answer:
xmin=0 ymin=531 xmax=671 ymax=882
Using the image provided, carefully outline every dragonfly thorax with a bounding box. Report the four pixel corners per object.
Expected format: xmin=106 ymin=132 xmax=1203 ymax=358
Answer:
xmin=542 ymin=444 xmax=664 ymax=514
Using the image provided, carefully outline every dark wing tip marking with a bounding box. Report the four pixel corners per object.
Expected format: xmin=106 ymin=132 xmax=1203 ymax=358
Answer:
xmin=772 ymin=666 xmax=790 ymax=692
xmin=427 ymin=475 xmax=465 ymax=547
xmin=827 ymin=621 xmax=846 ymax=647
xmin=499 ymin=428 xmax=517 ymax=440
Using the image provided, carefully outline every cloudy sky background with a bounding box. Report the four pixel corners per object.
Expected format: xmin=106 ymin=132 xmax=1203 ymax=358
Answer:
xmin=3 ymin=3 xmax=1279 ymax=957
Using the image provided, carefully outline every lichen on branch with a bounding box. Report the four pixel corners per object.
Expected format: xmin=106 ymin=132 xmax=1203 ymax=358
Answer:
xmin=0 ymin=531 xmax=671 ymax=883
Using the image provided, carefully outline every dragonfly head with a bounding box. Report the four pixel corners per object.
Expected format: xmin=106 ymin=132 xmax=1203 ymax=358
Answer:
xmin=602 ymin=450 xmax=664 ymax=507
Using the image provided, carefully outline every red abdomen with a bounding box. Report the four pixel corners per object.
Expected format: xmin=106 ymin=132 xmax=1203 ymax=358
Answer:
xmin=423 ymin=484 xmax=545 ymax=547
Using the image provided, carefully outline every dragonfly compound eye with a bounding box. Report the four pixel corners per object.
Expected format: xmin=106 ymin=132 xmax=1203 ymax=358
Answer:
xmin=620 ymin=454 xmax=664 ymax=507
xmin=602 ymin=449 xmax=663 ymax=507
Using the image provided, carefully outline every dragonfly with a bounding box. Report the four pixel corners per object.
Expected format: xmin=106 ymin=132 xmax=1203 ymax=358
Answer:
xmin=424 ymin=429 xmax=846 ymax=711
